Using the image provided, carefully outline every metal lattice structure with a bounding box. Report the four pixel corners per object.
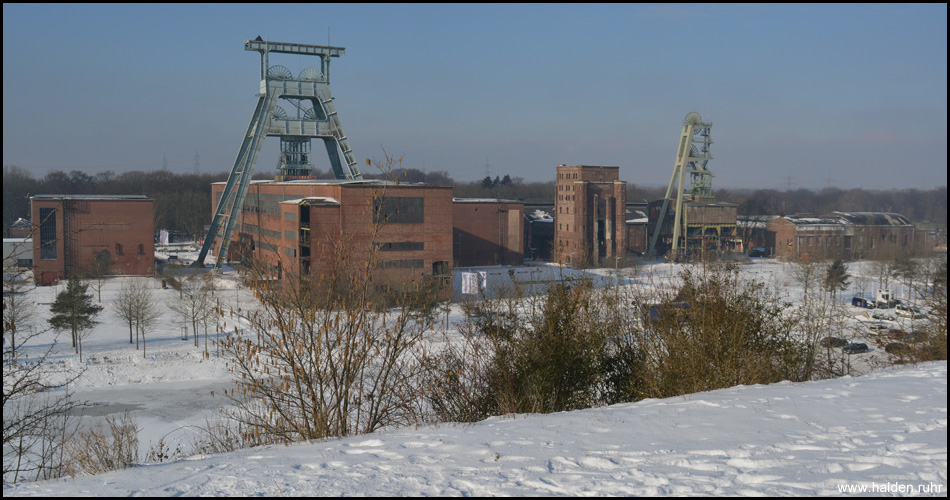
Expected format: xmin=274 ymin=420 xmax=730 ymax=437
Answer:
xmin=196 ymin=38 xmax=362 ymax=268
xmin=647 ymin=112 xmax=714 ymax=257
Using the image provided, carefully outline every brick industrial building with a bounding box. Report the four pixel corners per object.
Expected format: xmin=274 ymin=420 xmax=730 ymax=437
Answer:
xmin=554 ymin=165 xmax=627 ymax=266
xmin=766 ymin=212 xmax=925 ymax=261
xmin=31 ymin=195 xmax=155 ymax=285
xmin=213 ymin=180 xmax=472 ymax=293
xmin=453 ymin=199 xmax=524 ymax=267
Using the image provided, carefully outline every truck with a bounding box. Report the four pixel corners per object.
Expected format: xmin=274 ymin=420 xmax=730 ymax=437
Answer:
xmin=876 ymin=290 xmax=897 ymax=309
xmin=851 ymin=296 xmax=874 ymax=309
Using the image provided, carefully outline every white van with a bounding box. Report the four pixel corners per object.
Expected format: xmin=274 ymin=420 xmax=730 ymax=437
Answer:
xmin=896 ymin=304 xmax=922 ymax=318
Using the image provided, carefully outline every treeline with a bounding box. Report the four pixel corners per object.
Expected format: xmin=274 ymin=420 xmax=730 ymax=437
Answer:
xmin=4 ymin=165 xmax=946 ymax=238
xmin=2 ymin=166 xmax=270 ymax=241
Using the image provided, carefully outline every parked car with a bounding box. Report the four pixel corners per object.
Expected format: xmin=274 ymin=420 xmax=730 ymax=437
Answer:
xmin=887 ymin=329 xmax=905 ymax=340
xmin=896 ymin=304 xmax=924 ymax=319
xmin=867 ymin=323 xmax=888 ymax=333
xmin=843 ymin=343 xmax=869 ymax=354
xmin=885 ymin=342 xmax=908 ymax=355
xmin=820 ymin=337 xmax=848 ymax=348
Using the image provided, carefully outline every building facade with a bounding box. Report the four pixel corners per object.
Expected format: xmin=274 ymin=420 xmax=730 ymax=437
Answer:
xmin=453 ymin=199 xmax=524 ymax=267
xmin=211 ymin=180 xmax=454 ymax=291
xmin=554 ymin=165 xmax=627 ymax=267
xmin=766 ymin=212 xmax=922 ymax=261
xmin=647 ymin=199 xmax=740 ymax=259
xmin=31 ymin=195 xmax=155 ymax=285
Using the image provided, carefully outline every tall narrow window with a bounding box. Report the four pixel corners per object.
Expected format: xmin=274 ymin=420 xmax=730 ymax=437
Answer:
xmin=39 ymin=208 xmax=57 ymax=260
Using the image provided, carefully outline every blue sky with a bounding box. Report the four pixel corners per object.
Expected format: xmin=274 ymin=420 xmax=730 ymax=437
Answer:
xmin=3 ymin=4 xmax=946 ymax=190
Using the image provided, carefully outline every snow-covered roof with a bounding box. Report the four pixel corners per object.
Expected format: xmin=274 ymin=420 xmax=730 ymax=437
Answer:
xmin=280 ymin=197 xmax=340 ymax=206
xmin=453 ymin=198 xmax=522 ymax=204
xmin=526 ymin=209 xmax=553 ymax=221
xmin=626 ymin=210 xmax=648 ymax=224
xmin=737 ymin=215 xmax=780 ymax=229
xmin=828 ymin=211 xmax=912 ymax=226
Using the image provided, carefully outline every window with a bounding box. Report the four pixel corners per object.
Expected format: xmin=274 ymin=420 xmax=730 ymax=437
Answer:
xmin=377 ymin=242 xmax=424 ymax=251
xmin=378 ymin=259 xmax=424 ymax=269
xmin=258 ymin=241 xmax=278 ymax=253
xmin=39 ymin=208 xmax=57 ymax=260
xmin=284 ymin=229 xmax=297 ymax=240
xmin=374 ymin=197 xmax=423 ymax=224
xmin=284 ymin=247 xmax=297 ymax=257
xmin=284 ymin=212 xmax=296 ymax=221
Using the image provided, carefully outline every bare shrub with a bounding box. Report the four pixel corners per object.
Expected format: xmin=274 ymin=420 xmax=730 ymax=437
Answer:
xmin=632 ymin=262 xmax=806 ymax=398
xmin=218 ymin=154 xmax=435 ymax=445
xmin=4 ymin=271 xmax=84 ymax=484
xmin=64 ymin=411 xmax=139 ymax=476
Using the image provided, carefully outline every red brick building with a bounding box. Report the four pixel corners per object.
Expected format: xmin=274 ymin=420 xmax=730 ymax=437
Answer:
xmin=211 ymin=180 xmax=454 ymax=289
xmin=453 ymin=199 xmax=524 ymax=267
xmin=31 ymin=195 xmax=155 ymax=285
xmin=554 ymin=165 xmax=627 ymax=267
xmin=766 ymin=212 xmax=923 ymax=261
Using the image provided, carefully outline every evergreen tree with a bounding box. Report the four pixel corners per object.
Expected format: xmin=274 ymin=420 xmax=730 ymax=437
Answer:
xmin=48 ymin=278 xmax=103 ymax=362
xmin=824 ymin=258 xmax=851 ymax=303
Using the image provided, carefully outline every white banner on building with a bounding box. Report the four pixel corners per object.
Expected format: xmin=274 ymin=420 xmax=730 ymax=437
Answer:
xmin=160 ymin=229 xmax=169 ymax=245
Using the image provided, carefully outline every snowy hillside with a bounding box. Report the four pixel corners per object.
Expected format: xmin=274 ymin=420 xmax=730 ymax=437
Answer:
xmin=6 ymin=361 xmax=946 ymax=496
xmin=3 ymin=257 xmax=947 ymax=495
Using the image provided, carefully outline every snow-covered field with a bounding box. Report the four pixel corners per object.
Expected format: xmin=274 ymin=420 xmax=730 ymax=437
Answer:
xmin=3 ymin=256 xmax=947 ymax=496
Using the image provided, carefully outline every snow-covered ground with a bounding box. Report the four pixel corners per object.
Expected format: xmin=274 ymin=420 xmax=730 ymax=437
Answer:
xmin=3 ymin=256 xmax=947 ymax=496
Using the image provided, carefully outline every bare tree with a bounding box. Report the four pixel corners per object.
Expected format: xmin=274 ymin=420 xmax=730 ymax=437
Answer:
xmin=4 ymin=286 xmax=84 ymax=484
xmin=787 ymin=257 xmax=850 ymax=378
xmin=168 ymin=274 xmax=213 ymax=345
xmin=3 ymin=271 xmax=35 ymax=357
xmin=79 ymin=250 xmax=111 ymax=303
xmin=112 ymin=280 xmax=138 ymax=345
xmin=133 ymin=283 xmax=162 ymax=358
xmin=218 ymin=154 xmax=434 ymax=444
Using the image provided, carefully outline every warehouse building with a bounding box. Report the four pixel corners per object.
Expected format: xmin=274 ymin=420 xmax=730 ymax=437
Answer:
xmin=211 ymin=179 xmax=454 ymax=293
xmin=766 ymin=211 xmax=923 ymax=261
xmin=31 ymin=195 xmax=155 ymax=285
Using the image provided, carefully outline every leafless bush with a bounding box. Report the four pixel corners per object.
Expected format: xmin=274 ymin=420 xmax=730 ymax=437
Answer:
xmin=218 ymin=154 xmax=435 ymax=445
xmin=64 ymin=411 xmax=139 ymax=477
xmin=4 ymin=272 xmax=85 ymax=484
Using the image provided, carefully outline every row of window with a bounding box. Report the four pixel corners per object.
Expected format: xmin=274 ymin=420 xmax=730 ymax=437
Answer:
xmin=241 ymin=224 xmax=281 ymax=239
xmin=258 ymin=241 xmax=278 ymax=253
xmin=377 ymin=241 xmax=424 ymax=252
xmin=374 ymin=197 xmax=424 ymax=224
xmin=378 ymin=259 xmax=424 ymax=269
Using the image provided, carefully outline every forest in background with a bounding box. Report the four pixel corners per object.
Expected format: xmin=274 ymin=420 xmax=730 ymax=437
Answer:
xmin=4 ymin=164 xmax=946 ymax=240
